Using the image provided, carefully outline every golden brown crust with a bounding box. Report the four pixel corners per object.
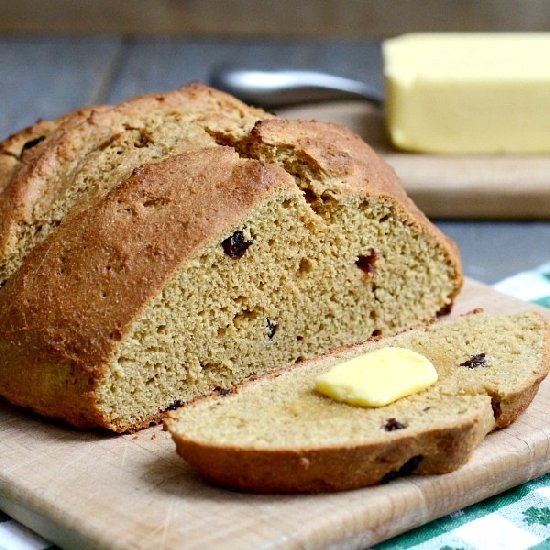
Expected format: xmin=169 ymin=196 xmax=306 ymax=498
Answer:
xmin=0 ymin=104 xmax=110 ymax=200
xmin=0 ymin=107 xmax=107 ymax=278
xmin=0 ymin=147 xmax=296 ymax=429
xmin=0 ymin=82 xmax=264 ymax=216
xmin=0 ymin=83 xmax=269 ymax=285
xmin=491 ymin=311 xmax=550 ymax=428
xmin=168 ymin=410 xmax=493 ymax=494
xmin=0 ymin=118 xmax=60 ymax=196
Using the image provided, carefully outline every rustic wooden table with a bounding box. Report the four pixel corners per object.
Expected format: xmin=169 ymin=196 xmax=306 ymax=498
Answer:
xmin=1 ymin=35 xmax=549 ymax=284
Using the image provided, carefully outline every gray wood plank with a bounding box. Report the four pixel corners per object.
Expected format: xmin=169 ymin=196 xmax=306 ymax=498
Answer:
xmin=0 ymin=37 xmax=122 ymax=140
xmin=436 ymin=221 xmax=550 ymax=284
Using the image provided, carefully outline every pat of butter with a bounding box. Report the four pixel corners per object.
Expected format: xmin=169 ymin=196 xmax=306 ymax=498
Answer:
xmin=384 ymin=33 xmax=550 ymax=153
xmin=315 ymin=347 xmax=437 ymax=407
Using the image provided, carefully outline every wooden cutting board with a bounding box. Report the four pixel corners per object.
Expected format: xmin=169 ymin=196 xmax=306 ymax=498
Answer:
xmin=277 ymin=102 xmax=550 ymax=220
xmin=0 ymin=278 xmax=549 ymax=550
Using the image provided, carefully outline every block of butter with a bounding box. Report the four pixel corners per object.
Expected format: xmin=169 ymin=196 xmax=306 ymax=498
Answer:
xmin=315 ymin=346 xmax=438 ymax=407
xmin=384 ymin=33 xmax=550 ymax=154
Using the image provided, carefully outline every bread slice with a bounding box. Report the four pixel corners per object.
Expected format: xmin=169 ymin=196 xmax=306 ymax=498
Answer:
xmin=166 ymin=311 xmax=550 ymax=494
xmin=0 ymin=84 xmax=461 ymax=432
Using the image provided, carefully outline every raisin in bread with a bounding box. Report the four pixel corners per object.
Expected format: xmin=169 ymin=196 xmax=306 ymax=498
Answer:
xmin=166 ymin=311 xmax=550 ymax=494
xmin=0 ymin=83 xmax=461 ymax=432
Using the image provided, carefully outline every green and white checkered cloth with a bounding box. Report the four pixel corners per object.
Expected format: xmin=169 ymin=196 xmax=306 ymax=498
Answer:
xmin=1 ymin=263 xmax=549 ymax=550
xmin=375 ymin=473 xmax=550 ymax=550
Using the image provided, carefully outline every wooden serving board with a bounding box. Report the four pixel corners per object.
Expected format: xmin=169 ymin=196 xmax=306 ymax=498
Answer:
xmin=278 ymin=102 xmax=550 ymax=220
xmin=0 ymin=278 xmax=549 ymax=550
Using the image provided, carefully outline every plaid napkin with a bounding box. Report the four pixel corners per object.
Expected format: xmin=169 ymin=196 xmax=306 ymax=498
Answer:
xmin=493 ymin=262 xmax=550 ymax=310
xmin=1 ymin=263 xmax=549 ymax=550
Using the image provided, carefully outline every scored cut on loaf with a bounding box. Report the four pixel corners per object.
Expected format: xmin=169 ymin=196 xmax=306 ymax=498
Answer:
xmin=0 ymin=118 xmax=62 ymax=195
xmin=166 ymin=311 xmax=550 ymax=494
xmin=0 ymin=83 xmax=461 ymax=432
xmin=0 ymin=85 xmax=266 ymax=286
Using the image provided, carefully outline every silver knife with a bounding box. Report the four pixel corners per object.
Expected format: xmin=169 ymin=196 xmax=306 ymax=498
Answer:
xmin=209 ymin=68 xmax=384 ymax=109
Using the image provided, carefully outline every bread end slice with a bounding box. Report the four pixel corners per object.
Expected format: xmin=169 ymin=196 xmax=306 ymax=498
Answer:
xmin=169 ymin=402 xmax=494 ymax=493
xmin=166 ymin=311 xmax=549 ymax=493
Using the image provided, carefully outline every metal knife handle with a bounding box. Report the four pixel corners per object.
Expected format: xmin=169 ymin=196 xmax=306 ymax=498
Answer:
xmin=209 ymin=68 xmax=383 ymax=109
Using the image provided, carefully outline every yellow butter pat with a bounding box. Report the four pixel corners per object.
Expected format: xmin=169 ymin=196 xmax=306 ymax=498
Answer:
xmin=315 ymin=347 xmax=437 ymax=407
xmin=384 ymin=33 xmax=550 ymax=153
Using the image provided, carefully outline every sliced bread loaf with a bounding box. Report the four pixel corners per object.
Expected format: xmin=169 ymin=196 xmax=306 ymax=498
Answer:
xmin=166 ymin=311 xmax=550 ymax=493
xmin=0 ymin=84 xmax=461 ymax=432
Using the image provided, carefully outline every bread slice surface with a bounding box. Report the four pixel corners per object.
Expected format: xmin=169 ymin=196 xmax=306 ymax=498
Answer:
xmin=166 ymin=311 xmax=550 ymax=493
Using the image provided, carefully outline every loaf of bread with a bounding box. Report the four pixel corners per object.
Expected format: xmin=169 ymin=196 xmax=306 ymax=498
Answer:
xmin=0 ymin=83 xmax=461 ymax=432
xmin=166 ymin=311 xmax=550 ymax=493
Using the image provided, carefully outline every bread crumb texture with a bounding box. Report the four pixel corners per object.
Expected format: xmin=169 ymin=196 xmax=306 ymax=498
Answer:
xmin=166 ymin=311 xmax=549 ymax=493
xmin=0 ymin=83 xmax=462 ymax=431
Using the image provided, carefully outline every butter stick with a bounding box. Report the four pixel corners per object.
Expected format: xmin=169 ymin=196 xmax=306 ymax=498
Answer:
xmin=384 ymin=33 xmax=550 ymax=154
